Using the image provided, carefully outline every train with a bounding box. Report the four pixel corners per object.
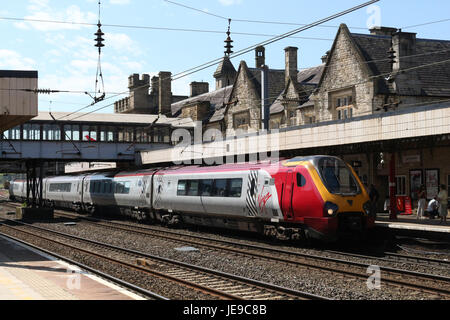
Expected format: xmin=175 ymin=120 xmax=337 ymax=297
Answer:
xmin=9 ymin=156 xmax=375 ymax=242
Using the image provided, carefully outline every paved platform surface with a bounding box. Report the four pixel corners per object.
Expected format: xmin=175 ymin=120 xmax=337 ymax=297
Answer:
xmin=0 ymin=235 xmax=145 ymax=300
xmin=375 ymin=213 xmax=450 ymax=242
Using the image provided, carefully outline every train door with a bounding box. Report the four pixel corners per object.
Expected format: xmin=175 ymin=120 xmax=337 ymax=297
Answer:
xmin=139 ymin=175 xmax=151 ymax=207
xmin=282 ymin=170 xmax=294 ymax=220
xmin=81 ymin=176 xmax=89 ymax=211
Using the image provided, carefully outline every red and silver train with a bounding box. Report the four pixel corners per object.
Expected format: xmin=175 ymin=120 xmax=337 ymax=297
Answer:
xmin=9 ymin=156 xmax=375 ymax=242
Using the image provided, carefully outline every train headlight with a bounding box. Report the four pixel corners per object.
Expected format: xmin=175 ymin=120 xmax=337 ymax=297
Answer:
xmin=323 ymin=202 xmax=339 ymax=217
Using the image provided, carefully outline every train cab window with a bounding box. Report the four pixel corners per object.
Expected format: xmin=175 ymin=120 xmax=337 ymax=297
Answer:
xmin=115 ymin=181 xmax=124 ymax=194
xmin=229 ymin=179 xmax=243 ymax=197
xmin=123 ymin=181 xmax=131 ymax=194
xmin=212 ymin=179 xmax=228 ymax=197
xmin=200 ymin=179 xmax=213 ymax=196
xmin=177 ymin=180 xmax=187 ymax=196
xmin=296 ymin=173 xmax=307 ymax=187
xmin=187 ymin=180 xmax=199 ymax=196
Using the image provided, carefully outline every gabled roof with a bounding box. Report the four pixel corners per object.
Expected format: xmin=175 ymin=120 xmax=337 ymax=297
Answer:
xmin=321 ymin=24 xmax=450 ymax=97
xmin=317 ymin=24 xmax=373 ymax=89
xmin=297 ymin=64 xmax=325 ymax=85
xmin=214 ymin=56 xmax=236 ymax=78
xmin=171 ymin=85 xmax=233 ymax=119
xmin=270 ymin=64 xmax=325 ymax=114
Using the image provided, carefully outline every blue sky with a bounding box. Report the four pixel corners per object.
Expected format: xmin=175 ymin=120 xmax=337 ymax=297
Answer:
xmin=1 ymin=0 xmax=449 ymax=115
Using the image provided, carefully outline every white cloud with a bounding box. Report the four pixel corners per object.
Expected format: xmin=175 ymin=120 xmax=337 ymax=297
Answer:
xmin=15 ymin=2 xmax=96 ymax=31
xmin=218 ymin=0 xmax=243 ymax=6
xmin=0 ymin=50 xmax=36 ymax=70
xmin=107 ymin=33 xmax=141 ymax=55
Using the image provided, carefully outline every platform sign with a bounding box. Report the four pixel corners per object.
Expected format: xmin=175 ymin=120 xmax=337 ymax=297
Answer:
xmin=402 ymin=197 xmax=413 ymax=215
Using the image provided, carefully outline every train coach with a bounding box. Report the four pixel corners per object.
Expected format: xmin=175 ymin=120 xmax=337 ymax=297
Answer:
xmin=9 ymin=156 xmax=375 ymax=242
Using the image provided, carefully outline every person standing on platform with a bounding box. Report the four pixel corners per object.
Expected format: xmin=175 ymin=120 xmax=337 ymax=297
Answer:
xmin=417 ymin=185 xmax=427 ymax=220
xmin=426 ymin=197 xmax=439 ymax=219
xmin=369 ymin=184 xmax=380 ymax=218
xmin=437 ymin=185 xmax=448 ymax=224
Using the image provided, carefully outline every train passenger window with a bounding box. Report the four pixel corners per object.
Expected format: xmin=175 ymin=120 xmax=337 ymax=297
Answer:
xmin=187 ymin=180 xmax=199 ymax=196
xmin=229 ymin=179 xmax=243 ymax=197
xmin=104 ymin=180 xmax=112 ymax=193
xmin=212 ymin=179 xmax=228 ymax=197
xmin=99 ymin=181 xmax=105 ymax=193
xmin=95 ymin=181 xmax=101 ymax=193
xmin=177 ymin=180 xmax=187 ymax=196
xmin=297 ymin=173 xmax=307 ymax=187
xmin=200 ymin=179 xmax=213 ymax=196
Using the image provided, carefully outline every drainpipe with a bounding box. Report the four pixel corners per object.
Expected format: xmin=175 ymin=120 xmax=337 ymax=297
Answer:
xmin=261 ymin=65 xmax=269 ymax=131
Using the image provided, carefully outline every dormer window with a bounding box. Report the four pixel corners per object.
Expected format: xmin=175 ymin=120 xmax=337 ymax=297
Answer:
xmin=330 ymin=88 xmax=355 ymax=120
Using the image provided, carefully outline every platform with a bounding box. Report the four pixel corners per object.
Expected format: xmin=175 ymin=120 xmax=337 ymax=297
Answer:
xmin=375 ymin=213 xmax=450 ymax=241
xmin=0 ymin=234 xmax=145 ymax=300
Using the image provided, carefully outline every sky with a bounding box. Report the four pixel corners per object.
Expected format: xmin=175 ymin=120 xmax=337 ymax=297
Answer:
xmin=1 ymin=0 xmax=450 ymax=116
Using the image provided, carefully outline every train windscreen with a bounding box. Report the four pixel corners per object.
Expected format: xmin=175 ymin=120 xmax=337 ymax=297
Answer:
xmin=316 ymin=158 xmax=360 ymax=195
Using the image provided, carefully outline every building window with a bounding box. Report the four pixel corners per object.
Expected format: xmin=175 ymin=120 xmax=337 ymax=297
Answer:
xmin=287 ymin=110 xmax=297 ymax=126
xmin=303 ymin=114 xmax=315 ymax=124
xmin=270 ymin=120 xmax=280 ymax=129
xmin=396 ymin=176 xmax=407 ymax=196
xmin=43 ymin=124 xmax=61 ymax=141
xmin=23 ymin=124 xmax=41 ymax=140
xmin=331 ymin=89 xmax=355 ymax=120
xmin=233 ymin=111 xmax=250 ymax=130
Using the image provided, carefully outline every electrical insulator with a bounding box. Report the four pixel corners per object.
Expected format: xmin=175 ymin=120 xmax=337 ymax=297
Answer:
xmin=95 ymin=22 xmax=105 ymax=53
xmin=224 ymin=19 xmax=233 ymax=56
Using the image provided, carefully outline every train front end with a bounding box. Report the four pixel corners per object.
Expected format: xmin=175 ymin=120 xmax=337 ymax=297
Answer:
xmin=286 ymin=156 xmax=375 ymax=242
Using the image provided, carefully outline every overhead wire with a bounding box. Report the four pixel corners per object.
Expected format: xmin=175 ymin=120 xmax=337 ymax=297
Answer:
xmin=163 ymin=0 xmax=368 ymax=30
xmin=0 ymin=16 xmax=334 ymax=41
xmin=57 ymin=0 xmax=380 ymax=120
xmin=62 ymin=54 xmax=450 ymax=125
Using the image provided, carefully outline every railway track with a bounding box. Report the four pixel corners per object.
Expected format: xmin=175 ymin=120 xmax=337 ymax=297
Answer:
xmin=0 ymin=231 xmax=168 ymax=300
xmin=324 ymin=249 xmax=450 ymax=272
xmin=0 ymin=217 xmax=327 ymax=300
xmin=45 ymin=210 xmax=450 ymax=299
xmin=2 ymin=202 xmax=450 ymax=299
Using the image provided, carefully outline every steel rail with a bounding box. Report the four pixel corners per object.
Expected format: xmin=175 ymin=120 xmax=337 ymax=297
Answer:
xmin=0 ymin=217 xmax=327 ymax=300
xmin=0 ymin=231 xmax=169 ymax=300
xmin=49 ymin=210 xmax=450 ymax=298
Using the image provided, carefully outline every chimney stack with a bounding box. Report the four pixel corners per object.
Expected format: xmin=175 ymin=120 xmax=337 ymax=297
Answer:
xmin=369 ymin=26 xmax=398 ymax=36
xmin=255 ymin=46 xmax=265 ymax=68
xmin=321 ymin=51 xmax=330 ymax=64
xmin=190 ymin=81 xmax=209 ymax=97
xmin=284 ymin=46 xmax=298 ymax=84
xmin=392 ymin=29 xmax=417 ymax=71
xmin=151 ymin=76 xmax=159 ymax=94
xmin=158 ymin=71 xmax=172 ymax=115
